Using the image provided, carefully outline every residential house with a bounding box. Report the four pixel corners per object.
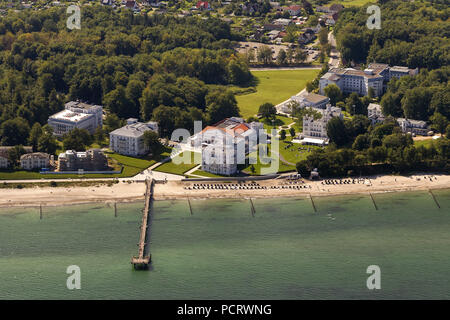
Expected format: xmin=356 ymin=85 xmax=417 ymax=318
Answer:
xmin=367 ymin=103 xmax=385 ymax=124
xmin=20 ymin=153 xmax=50 ymax=170
xmin=196 ymin=1 xmax=211 ymax=10
xmin=283 ymin=5 xmax=302 ymax=16
xmin=48 ymin=101 xmax=103 ymax=137
xmin=58 ymin=149 xmax=108 ymax=172
xmin=396 ymin=118 xmax=429 ymax=136
xmin=109 ymin=118 xmax=159 ymax=156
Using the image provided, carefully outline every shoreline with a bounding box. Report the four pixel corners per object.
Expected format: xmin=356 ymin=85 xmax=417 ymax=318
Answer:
xmin=0 ymin=173 xmax=448 ymax=209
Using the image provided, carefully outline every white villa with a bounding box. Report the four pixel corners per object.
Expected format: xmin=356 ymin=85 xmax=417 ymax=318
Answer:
xmin=109 ymin=118 xmax=159 ymax=156
xmin=48 ymin=101 xmax=103 ymax=137
xmin=319 ymin=63 xmax=418 ymax=97
xmin=301 ymin=105 xmax=343 ymax=145
xmin=20 ymin=152 xmax=50 ymax=170
xmin=280 ymin=93 xmax=330 ymax=114
xmin=189 ymin=117 xmax=264 ymax=176
xmin=367 ymin=103 xmax=385 ymax=124
xmin=396 ymin=118 xmax=429 ymax=136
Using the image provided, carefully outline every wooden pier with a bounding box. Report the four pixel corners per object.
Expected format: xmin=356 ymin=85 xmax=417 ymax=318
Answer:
xmin=369 ymin=192 xmax=378 ymax=211
xmin=429 ymin=189 xmax=440 ymax=209
xmin=249 ymin=198 xmax=256 ymax=217
xmin=131 ymin=179 xmax=154 ymax=270
xmin=309 ymin=194 xmax=317 ymax=212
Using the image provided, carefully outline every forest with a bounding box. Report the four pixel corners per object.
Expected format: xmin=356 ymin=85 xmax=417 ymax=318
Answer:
xmin=0 ymin=5 xmax=251 ymax=149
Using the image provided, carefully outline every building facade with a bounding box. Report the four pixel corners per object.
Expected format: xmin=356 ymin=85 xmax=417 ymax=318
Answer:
xmin=20 ymin=152 xmax=50 ymax=170
xmin=109 ymin=118 xmax=159 ymax=156
xmin=302 ymin=105 xmax=343 ymax=144
xmin=319 ymin=63 xmax=418 ymax=97
xmin=48 ymin=101 xmax=103 ymax=137
xmin=367 ymin=103 xmax=385 ymax=124
xmin=58 ymin=149 xmax=108 ymax=172
xmin=189 ymin=118 xmax=264 ymax=176
xmin=0 ymin=155 xmax=7 ymax=168
xmin=396 ymin=118 xmax=429 ymax=136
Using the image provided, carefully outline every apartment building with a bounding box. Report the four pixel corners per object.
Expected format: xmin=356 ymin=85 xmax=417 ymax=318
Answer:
xmin=109 ymin=118 xmax=159 ymax=156
xmin=58 ymin=149 xmax=108 ymax=172
xmin=48 ymin=101 xmax=103 ymax=137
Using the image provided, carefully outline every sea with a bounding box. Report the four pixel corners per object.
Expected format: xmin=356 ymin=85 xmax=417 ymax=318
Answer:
xmin=0 ymin=189 xmax=449 ymax=299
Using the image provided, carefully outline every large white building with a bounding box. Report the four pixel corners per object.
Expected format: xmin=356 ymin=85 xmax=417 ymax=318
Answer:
xmin=109 ymin=118 xmax=159 ymax=156
xmin=48 ymin=101 xmax=103 ymax=137
xmin=280 ymin=92 xmax=330 ymax=114
xmin=301 ymin=105 xmax=343 ymax=145
xmin=319 ymin=63 xmax=418 ymax=97
xmin=189 ymin=117 xmax=264 ymax=176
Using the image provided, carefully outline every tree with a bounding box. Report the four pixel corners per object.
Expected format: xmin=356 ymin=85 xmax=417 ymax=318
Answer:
xmin=37 ymin=126 xmax=58 ymax=155
xmin=446 ymin=124 xmax=450 ymax=139
xmin=345 ymin=93 xmax=365 ymax=115
xmin=430 ymin=112 xmax=448 ymax=134
xmin=62 ymin=128 xmax=93 ymax=151
xmin=94 ymin=127 xmax=106 ymax=146
xmin=7 ymin=145 xmax=26 ymax=168
xmin=257 ymin=45 xmax=273 ymax=65
xmin=401 ymin=87 xmax=433 ymax=120
xmin=319 ymin=28 xmax=328 ymax=46
xmin=277 ymin=49 xmax=287 ymax=65
xmin=28 ymin=123 xmax=43 ymax=151
xmin=289 ymin=127 xmax=295 ymax=138
xmin=143 ymin=130 xmax=161 ymax=153
xmin=380 ymin=92 xmax=403 ymax=117
xmin=0 ymin=117 xmax=30 ymax=146
xmin=326 ymin=117 xmax=349 ymax=147
xmin=352 ymin=134 xmax=370 ymax=151
xmin=280 ymin=129 xmax=286 ymax=140
xmin=323 ymin=84 xmax=342 ymax=105
xmin=258 ymin=103 xmax=276 ymax=120
xmin=206 ymin=90 xmax=239 ymax=124
xmin=382 ymin=133 xmax=413 ymax=150
xmin=293 ymin=49 xmax=307 ymax=64
xmin=104 ymin=113 xmax=124 ymax=132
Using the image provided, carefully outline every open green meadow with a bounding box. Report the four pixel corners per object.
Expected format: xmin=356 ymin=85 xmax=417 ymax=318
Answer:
xmin=235 ymin=69 xmax=320 ymax=119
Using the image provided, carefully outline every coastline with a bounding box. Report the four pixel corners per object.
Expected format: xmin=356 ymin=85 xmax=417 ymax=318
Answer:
xmin=0 ymin=173 xmax=449 ymax=209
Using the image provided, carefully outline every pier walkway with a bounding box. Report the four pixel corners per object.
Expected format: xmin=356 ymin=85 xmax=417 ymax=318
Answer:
xmin=131 ymin=178 xmax=154 ymax=269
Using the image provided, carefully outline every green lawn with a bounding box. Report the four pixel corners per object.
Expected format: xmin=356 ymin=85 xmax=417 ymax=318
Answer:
xmin=235 ymin=69 xmax=320 ymax=119
xmin=190 ymin=169 xmax=225 ymax=178
xmin=0 ymin=147 xmax=173 ymax=180
xmin=153 ymin=151 xmax=201 ymax=176
xmin=413 ymin=138 xmax=435 ymax=148
xmin=329 ymin=0 xmax=375 ymax=7
xmin=262 ymin=115 xmax=294 ymax=131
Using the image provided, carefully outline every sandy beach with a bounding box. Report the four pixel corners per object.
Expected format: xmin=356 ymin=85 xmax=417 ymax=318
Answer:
xmin=0 ymin=173 xmax=449 ymax=208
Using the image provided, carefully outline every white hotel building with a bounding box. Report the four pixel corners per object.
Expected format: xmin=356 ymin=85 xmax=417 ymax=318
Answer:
xmin=189 ymin=117 xmax=264 ymax=176
xmin=319 ymin=63 xmax=418 ymax=97
xmin=48 ymin=101 xmax=103 ymax=137
xmin=109 ymin=118 xmax=159 ymax=156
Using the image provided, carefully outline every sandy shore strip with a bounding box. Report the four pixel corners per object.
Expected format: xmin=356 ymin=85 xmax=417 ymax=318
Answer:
xmin=0 ymin=173 xmax=449 ymax=208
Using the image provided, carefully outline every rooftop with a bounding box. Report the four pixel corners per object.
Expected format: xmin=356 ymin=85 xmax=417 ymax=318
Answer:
xmin=110 ymin=122 xmax=154 ymax=138
xmin=49 ymin=109 xmax=93 ymax=123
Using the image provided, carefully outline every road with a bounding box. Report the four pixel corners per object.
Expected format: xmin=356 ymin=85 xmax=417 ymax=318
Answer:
xmin=328 ymin=31 xmax=340 ymax=68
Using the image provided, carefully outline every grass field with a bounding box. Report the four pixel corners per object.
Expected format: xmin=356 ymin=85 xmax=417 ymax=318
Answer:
xmin=153 ymin=151 xmax=200 ymax=176
xmin=235 ymin=69 xmax=320 ymax=119
xmin=329 ymin=0 xmax=375 ymax=7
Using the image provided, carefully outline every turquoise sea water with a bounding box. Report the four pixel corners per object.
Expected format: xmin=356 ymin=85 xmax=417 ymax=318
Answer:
xmin=0 ymin=189 xmax=449 ymax=299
